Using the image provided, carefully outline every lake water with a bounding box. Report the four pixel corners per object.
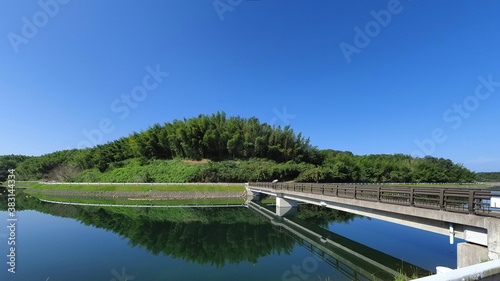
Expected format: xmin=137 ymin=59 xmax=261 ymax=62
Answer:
xmin=0 ymin=190 xmax=462 ymax=281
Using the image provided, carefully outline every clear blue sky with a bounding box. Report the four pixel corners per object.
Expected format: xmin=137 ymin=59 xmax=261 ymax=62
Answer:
xmin=1 ymin=1 xmax=499 ymax=172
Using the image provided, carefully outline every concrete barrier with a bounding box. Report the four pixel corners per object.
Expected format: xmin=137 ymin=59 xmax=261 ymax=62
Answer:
xmin=414 ymin=259 xmax=500 ymax=281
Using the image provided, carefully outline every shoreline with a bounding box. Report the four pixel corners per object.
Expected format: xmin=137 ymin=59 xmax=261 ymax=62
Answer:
xmin=26 ymin=188 xmax=247 ymax=200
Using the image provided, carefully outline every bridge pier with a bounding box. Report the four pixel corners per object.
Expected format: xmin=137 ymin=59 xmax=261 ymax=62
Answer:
xmin=276 ymin=195 xmax=298 ymax=216
xmin=487 ymin=218 xmax=500 ymax=260
xmin=458 ymin=242 xmax=489 ymax=268
xmin=244 ymin=183 xmax=254 ymax=196
xmin=276 ymin=195 xmax=298 ymax=208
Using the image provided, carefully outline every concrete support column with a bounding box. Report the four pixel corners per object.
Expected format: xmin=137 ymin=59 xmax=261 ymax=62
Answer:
xmin=458 ymin=242 xmax=489 ymax=268
xmin=244 ymin=183 xmax=254 ymax=196
xmin=487 ymin=218 xmax=500 ymax=260
xmin=276 ymin=206 xmax=298 ymax=216
xmin=276 ymin=196 xmax=298 ymax=208
xmin=276 ymin=195 xmax=298 ymax=216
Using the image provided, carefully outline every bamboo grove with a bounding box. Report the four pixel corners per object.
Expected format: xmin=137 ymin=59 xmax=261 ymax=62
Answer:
xmin=1 ymin=112 xmax=477 ymax=183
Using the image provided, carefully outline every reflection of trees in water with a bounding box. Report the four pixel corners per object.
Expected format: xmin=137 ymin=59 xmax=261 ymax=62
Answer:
xmin=0 ymin=190 xmax=359 ymax=267
xmin=78 ymin=207 xmax=296 ymax=267
xmin=0 ymin=191 xmax=296 ymax=266
xmin=296 ymin=204 xmax=362 ymax=227
xmin=0 ymin=188 xmax=8 ymax=210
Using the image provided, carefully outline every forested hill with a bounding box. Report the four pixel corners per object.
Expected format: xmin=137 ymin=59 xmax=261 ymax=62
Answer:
xmin=1 ymin=112 xmax=476 ymax=183
xmin=0 ymin=155 xmax=32 ymax=182
xmin=476 ymin=172 xmax=500 ymax=182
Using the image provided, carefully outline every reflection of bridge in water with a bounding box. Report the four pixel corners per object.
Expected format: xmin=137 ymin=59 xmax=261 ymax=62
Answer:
xmin=248 ymin=182 xmax=500 ymax=267
xmin=247 ymin=201 xmax=430 ymax=281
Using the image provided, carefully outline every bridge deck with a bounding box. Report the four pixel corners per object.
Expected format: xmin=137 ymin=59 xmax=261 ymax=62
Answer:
xmin=249 ymin=182 xmax=500 ymax=218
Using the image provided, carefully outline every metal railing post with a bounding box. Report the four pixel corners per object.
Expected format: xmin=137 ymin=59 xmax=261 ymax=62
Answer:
xmin=468 ymin=190 xmax=475 ymax=214
xmin=440 ymin=189 xmax=445 ymax=210
xmin=410 ymin=188 xmax=415 ymax=206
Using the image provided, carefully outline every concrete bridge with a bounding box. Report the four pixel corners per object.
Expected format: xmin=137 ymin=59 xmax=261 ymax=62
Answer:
xmin=247 ymin=201 xmax=431 ymax=280
xmin=247 ymin=182 xmax=500 ymax=268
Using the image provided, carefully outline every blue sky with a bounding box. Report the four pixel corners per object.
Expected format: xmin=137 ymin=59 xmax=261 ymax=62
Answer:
xmin=1 ymin=0 xmax=499 ymax=172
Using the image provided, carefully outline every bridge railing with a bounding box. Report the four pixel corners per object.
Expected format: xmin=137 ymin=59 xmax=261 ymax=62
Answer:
xmin=248 ymin=182 xmax=498 ymax=216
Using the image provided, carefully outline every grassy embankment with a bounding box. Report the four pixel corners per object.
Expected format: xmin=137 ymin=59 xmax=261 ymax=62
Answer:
xmin=27 ymin=183 xmax=245 ymax=192
xmin=0 ymin=181 xmax=38 ymax=188
xmin=31 ymin=196 xmax=246 ymax=206
xmin=24 ymin=183 xmax=247 ymax=206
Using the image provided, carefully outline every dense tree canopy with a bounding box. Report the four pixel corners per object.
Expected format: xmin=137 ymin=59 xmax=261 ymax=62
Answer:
xmin=82 ymin=112 xmax=318 ymax=170
xmin=296 ymin=150 xmax=475 ymax=183
xmin=2 ymin=112 xmax=477 ymax=183
xmin=0 ymin=155 xmax=32 ymax=182
xmin=476 ymin=172 xmax=500 ymax=182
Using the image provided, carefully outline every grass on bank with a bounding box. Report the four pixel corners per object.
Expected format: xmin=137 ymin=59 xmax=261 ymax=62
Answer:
xmin=28 ymin=183 xmax=245 ymax=192
xmin=27 ymin=194 xmax=246 ymax=206
xmin=1 ymin=181 xmax=38 ymax=188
